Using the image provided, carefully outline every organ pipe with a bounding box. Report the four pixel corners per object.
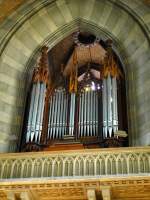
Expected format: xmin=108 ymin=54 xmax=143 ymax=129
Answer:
xmin=89 ymin=91 xmax=92 ymax=136
xmin=62 ymin=91 xmax=66 ymax=136
xmin=93 ymin=91 xmax=96 ymax=136
xmin=78 ymin=94 xmax=81 ymax=136
xmin=48 ymin=94 xmax=52 ymax=139
xmin=69 ymin=93 xmax=76 ymax=136
xmin=50 ymin=94 xmax=55 ymax=139
xmin=56 ymin=91 xmax=60 ymax=138
xmin=64 ymin=93 xmax=68 ymax=135
xmin=31 ymin=82 xmax=40 ymax=142
xmin=36 ymin=83 xmax=46 ymax=142
xmin=78 ymin=88 xmax=100 ymax=138
xmin=25 ymin=46 xmax=49 ymax=145
xmin=84 ymin=91 xmax=87 ymax=137
xmin=48 ymin=89 xmax=68 ymax=139
xmin=102 ymin=78 xmax=108 ymax=138
xmin=102 ymin=46 xmax=122 ymax=138
xmin=107 ymin=74 xmax=113 ymax=137
xmin=112 ymin=77 xmax=118 ymax=132
xmin=95 ymin=91 xmax=98 ymax=136
xmin=58 ymin=90 xmax=62 ymax=138
xmin=26 ymin=83 xmax=36 ymax=143
xmin=86 ymin=91 xmax=90 ymax=136
xmin=79 ymin=93 xmax=82 ymax=137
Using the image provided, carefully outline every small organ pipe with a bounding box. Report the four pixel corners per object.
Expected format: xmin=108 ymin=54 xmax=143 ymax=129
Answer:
xmin=60 ymin=90 xmax=65 ymax=138
xmin=50 ymin=94 xmax=55 ymax=138
xmin=81 ymin=92 xmax=84 ymax=137
xmin=53 ymin=92 xmax=58 ymax=139
xmin=69 ymin=94 xmax=72 ymax=135
xmin=57 ymin=91 xmax=61 ymax=138
xmin=26 ymin=84 xmax=36 ymax=142
xmin=56 ymin=91 xmax=60 ymax=138
xmin=86 ymin=91 xmax=89 ymax=136
xmin=69 ymin=93 xmax=75 ymax=136
xmin=59 ymin=91 xmax=63 ymax=138
xmin=35 ymin=83 xmax=43 ymax=142
xmin=62 ymin=93 xmax=66 ymax=136
xmin=102 ymin=78 xmax=108 ymax=138
xmin=84 ymin=92 xmax=87 ymax=137
xmin=26 ymin=82 xmax=46 ymax=143
xmin=55 ymin=91 xmax=59 ymax=138
xmin=95 ymin=91 xmax=98 ymax=136
xmin=38 ymin=83 xmax=46 ymax=142
xmin=78 ymin=94 xmax=81 ymax=136
xmin=90 ymin=91 xmax=93 ymax=136
xmin=107 ymin=74 xmax=113 ymax=137
xmin=93 ymin=91 xmax=96 ymax=136
xmin=112 ymin=77 xmax=118 ymax=133
xmin=48 ymin=95 xmax=53 ymax=139
xmin=62 ymin=91 xmax=66 ymax=137
xmin=80 ymin=93 xmax=83 ymax=137
xmin=31 ymin=82 xmax=40 ymax=142
xmin=94 ymin=91 xmax=97 ymax=136
xmin=65 ymin=93 xmax=68 ymax=135
xmin=48 ymin=89 xmax=68 ymax=139
xmin=51 ymin=94 xmax=55 ymax=139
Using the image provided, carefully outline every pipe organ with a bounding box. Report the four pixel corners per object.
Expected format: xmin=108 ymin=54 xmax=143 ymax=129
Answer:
xmin=48 ymin=88 xmax=68 ymax=139
xmin=78 ymin=90 xmax=98 ymax=137
xmin=26 ymin=82 xmax=46 ymax=143
xmin=102 ymin=75 xmax=118 ymax=138
xmin=25 ymin=46 xmax=49 ymax=145
xmin=101 ymin=47 xmax=122 ymax=139
xmin=23 ymin=43 xmax=127 ymax=151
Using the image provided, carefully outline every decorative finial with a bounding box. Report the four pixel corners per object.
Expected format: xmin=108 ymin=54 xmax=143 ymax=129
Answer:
xmin=32 ymin=46 xmax=49 ymax=84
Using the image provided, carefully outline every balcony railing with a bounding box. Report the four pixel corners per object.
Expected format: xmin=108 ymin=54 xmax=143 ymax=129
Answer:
xmin=0 ymin=147 xmax=150 ymax=179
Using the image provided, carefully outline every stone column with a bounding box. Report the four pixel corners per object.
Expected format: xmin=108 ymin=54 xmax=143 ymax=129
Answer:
xmin=87 ymin=189 xmax=96 ymax=200
xmin=7 ymin=192 xmax=15 ymax=200
xmin=20 ymin=192 xmax=32 ymax=200
xmin=101 ymin=186 xmax=111 ymax=200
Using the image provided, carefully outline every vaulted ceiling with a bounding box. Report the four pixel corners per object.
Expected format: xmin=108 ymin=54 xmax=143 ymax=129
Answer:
xmin=0 ymin=0 xmax=149 ymax=24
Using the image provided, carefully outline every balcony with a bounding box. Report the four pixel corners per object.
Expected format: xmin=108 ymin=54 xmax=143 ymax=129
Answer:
xmin=0 ymin=147 xmax=150 ymax=180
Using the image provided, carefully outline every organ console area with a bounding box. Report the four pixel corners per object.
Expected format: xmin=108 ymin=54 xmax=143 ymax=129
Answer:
xmin=21 ymin=32 xmax=128 ymax=152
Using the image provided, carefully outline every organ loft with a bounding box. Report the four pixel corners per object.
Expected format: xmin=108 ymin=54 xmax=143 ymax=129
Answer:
xmin=21 ymin=32 xmax=128 ymax=152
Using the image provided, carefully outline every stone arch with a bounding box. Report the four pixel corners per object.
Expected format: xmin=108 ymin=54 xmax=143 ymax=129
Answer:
xmin=0 ymin=0 xmax=149 ymax=152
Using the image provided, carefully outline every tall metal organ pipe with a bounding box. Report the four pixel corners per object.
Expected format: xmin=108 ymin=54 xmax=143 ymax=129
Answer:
xmin=25 ymin=46 xmax=49 ymax=144
xmin=102 ymin=49 xmax=120 ymax=138
xmin=112 ymin=76 xmax=118 ymax=133
xmin=69 ymin=93 xmax=76 ymax=136
xmin=102 ymin=78 xmax=108 ymax=138
xmin=107 ymin=74 xmax=113 ymax=137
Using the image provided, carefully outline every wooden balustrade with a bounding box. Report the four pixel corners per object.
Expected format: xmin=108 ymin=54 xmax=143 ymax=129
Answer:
xmin=0 ymin=147 xmax=150 ymax=179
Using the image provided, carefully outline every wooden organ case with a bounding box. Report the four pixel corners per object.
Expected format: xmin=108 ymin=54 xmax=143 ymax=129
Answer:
xmin=21 ymin=35 xmax=128 ymax=152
